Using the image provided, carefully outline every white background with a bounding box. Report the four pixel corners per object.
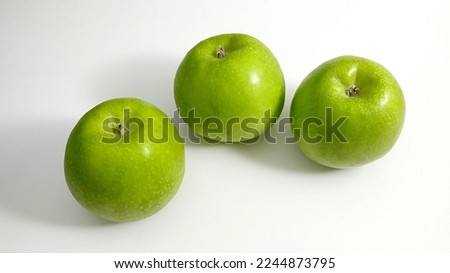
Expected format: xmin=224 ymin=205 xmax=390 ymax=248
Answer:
xmin=1 ymin=0 xmax=449 ymax=252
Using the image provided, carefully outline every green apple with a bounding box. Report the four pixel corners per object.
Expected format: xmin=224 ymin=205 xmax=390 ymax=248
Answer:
xmin=174 ymin=33 xmax=285 ymax=143
xmin=290 ymin=56 xmax=405 ymax=168
xmin=64 ymin=98 xmax=185 ymax=222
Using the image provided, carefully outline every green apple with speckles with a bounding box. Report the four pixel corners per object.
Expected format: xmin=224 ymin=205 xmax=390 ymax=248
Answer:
xmin=174 ymin=33 xmax=285 ymax=142
xmin=64 ymin=98 xmax=185 ymax=222
xmin=290 ymin=56 xmax=405 ymax=168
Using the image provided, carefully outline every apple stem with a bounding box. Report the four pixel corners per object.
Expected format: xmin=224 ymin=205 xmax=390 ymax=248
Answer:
xmin=217 ymin=46 xmax=226 ymax=59
xmin=114 ymin=123 xmax=129 ymax=138
xmin=345 ymin=85 xmax=360 ymax=97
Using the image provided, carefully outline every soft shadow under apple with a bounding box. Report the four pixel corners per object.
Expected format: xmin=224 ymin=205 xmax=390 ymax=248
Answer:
xmin=230 ymin=122 xmax=337 ymax=173
xmin=0 ymin=118 xmax=109 ymax=227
